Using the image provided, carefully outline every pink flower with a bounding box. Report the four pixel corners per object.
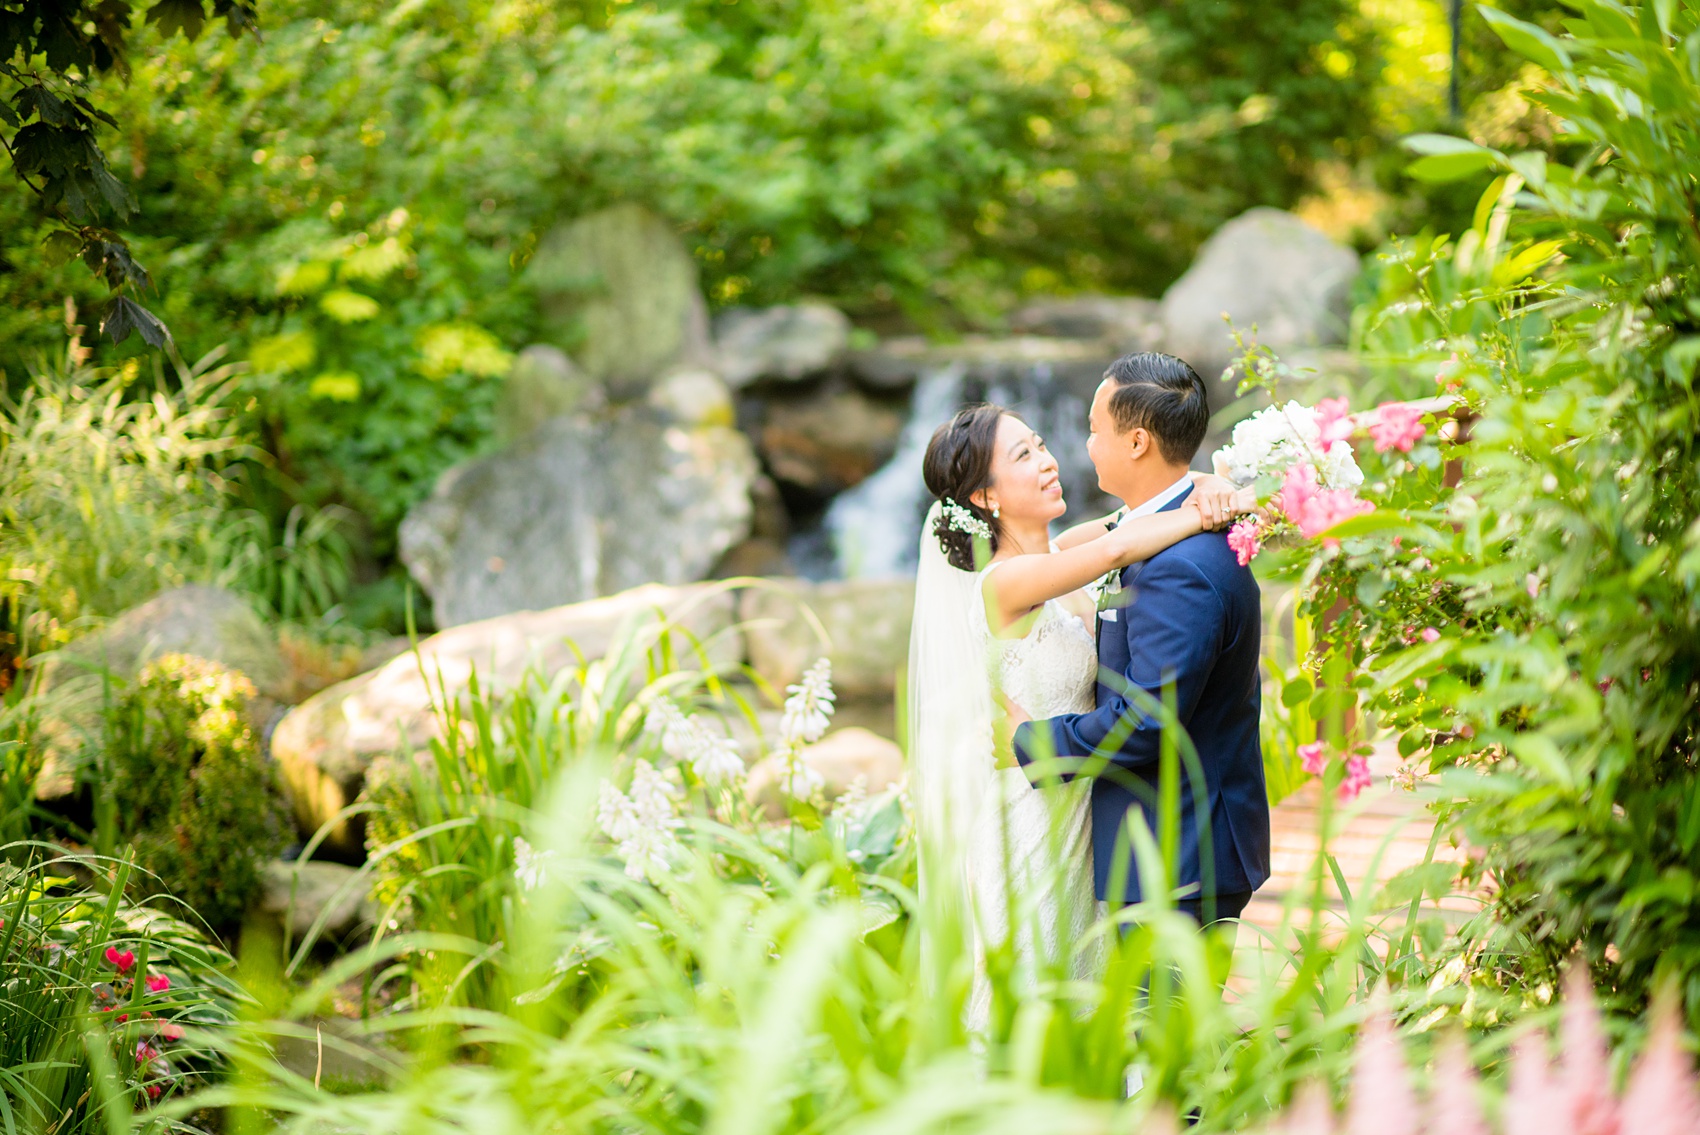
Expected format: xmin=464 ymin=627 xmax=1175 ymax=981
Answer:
xmin=1315 ymin=397 xmax=1355 ymax=447
xmin=1421 ymin=627 xmax=1440 ymax=643
xmin=1370 ymin=402 xmax=1426 ymax=453
xmin=105 ymin=947 xmax=135 ymax=974
xmin=1298 ymin=742 xmax=1327 ymax=776
xmin=136 ymin=1041 xmax=159 ymax=1063
xmin=1622 ymin=994 xmax=1700 ymax=1135
xmin=1278 ymin=463 xmax=1374 ymax=541
xmin=1347 ymin=1000 xmax=1419 ymax=1135
xmin=158 ymin=1023 xmax=184 ymax=1042
xmin=1338 ymin=755 xmax=1372 ymax=801
xmin=1226 ymin=517 xmax=1263 ymax=566
xmin=1431 ymin=1033 xmax=1491 ymax=1135
xmin=145 ymin=974 xmax=171 ymax=994
xmin=1526 ymin=573 xmax=1541 ymax=598
xmin=1560 ymin=968 xmax=1619 ymax=1135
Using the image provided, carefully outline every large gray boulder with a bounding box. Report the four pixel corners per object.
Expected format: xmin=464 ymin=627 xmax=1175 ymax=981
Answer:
xmin=51 ymin=585 xmax=285 ymax=699
xmin=398 ymin=409 xmax=757 ymax=628
xmin=714 ymin=303 xmax=852 ymax=388
xmin=527 ymin=204 xmax=712 ymax=400
xmin=270 ymin=582 xmax=742 ymax=856
xmin=1159 ymin=208 xmax=1360 ymax=380
xmin=740 ymin=578 xmax=914 ymax=701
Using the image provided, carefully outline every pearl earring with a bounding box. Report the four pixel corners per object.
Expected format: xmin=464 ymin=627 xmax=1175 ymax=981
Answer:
xmin=991 ymin=504 xmax=1000 ymax=518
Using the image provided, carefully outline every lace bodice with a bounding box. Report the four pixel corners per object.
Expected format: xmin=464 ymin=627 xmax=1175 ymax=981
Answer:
xmin=975 ymin=566 xmax=1098 ymax=719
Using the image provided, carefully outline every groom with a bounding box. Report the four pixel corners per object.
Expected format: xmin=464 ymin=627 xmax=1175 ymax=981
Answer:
xmin=1005 ymin=351 xmax=1270 ymax=925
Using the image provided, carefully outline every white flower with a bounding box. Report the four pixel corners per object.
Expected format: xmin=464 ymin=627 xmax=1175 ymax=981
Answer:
xmin=628 ymin=759 xmax=684 ymax=826
xmin=1214 ymin=401 xmax=1364 ymax=491
xmin=646 ymin=698 xmax=746 ymax=784
xmin=644 ymin=699 xmax=693 ymax=759
xmin=780 ymin=756 xmax=825 ymax=800
xmin=597 ymin=761 xmax=685 ymax=881
xmin=688 ymin=732 xmax=746 ymax=785
xmin=512 ymin=836 xmax=557 ymax=892
xmin=780 ymin=658 xmax=836 ymax=747
xmin=596 ymin=780 xmax=641 ymax=844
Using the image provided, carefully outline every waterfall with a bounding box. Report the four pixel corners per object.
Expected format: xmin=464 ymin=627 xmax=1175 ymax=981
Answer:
xmin=821 ymin=365 xmax=965 ymax=579
xmin=805 ymin=354 xmax=1112 ymax=580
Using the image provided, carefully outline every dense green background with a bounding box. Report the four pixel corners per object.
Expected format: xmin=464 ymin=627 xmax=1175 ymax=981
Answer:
xmin=1 ymin=0 xmax=1555 ymax=628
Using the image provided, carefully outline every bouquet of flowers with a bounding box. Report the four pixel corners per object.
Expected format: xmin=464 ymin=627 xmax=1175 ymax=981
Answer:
xmin=1212 ymin=397 xmax=1425 ymax=565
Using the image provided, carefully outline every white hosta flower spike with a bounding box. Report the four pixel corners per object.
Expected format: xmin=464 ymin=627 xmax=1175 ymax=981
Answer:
xmin=512 ymin=835 xmax=557 ymax=892
xmin=780 ymin=658 xmax=836 ymax=747
xmin=689 ymin=732 xmax=746 ymax=785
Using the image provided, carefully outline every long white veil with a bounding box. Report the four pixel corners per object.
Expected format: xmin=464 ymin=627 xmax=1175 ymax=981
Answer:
xmin=907 ymin=501 xmax=996 ymax=961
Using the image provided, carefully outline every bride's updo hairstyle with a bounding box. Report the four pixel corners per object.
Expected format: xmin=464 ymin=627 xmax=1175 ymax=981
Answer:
xmin=922 ymin=403 xmax=1006 ymax=571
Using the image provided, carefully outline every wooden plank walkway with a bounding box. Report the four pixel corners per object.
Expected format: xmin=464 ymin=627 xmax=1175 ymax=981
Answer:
xmin=1234 ymin=741 xmax=1477 ymax=957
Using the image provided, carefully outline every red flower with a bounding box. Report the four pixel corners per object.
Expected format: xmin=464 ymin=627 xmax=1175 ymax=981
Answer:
xmin=145 ymin=974 xmax=171 ymax=994
xmin=105 ymin=946 xmax=136 ymax=974
xmin=116 ymin=1013 xmax=128 ymax=1023
xmin=146 ymin=1084 xmax=162 ymax=1100
xmin=158 ymin=1023 xmax=184 ymax=1042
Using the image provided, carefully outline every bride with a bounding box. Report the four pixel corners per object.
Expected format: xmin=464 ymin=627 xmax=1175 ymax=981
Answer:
xmin=907 ymin=403 xmax=1249 ymax=1029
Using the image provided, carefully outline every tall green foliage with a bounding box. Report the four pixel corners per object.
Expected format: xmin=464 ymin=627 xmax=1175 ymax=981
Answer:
xmin=1300 ymin=0 xmax=1700 ymax=1020
xmin=0 ymin=348 xmax=351 ymax=655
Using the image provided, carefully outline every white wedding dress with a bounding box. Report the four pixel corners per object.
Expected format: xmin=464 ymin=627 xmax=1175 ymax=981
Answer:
xmin=907 ymin=503 xmax=1103 ymax=1032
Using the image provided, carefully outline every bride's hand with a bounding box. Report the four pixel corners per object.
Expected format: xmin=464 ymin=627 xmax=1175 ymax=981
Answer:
xmin=993 ymin=694 xmax=1030 ymax=769
xmin=1188 ymin=472 xmax=1242 ymax=530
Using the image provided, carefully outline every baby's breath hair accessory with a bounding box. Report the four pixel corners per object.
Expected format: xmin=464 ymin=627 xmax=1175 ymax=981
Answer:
xmin=940 ymin=498 xmax=993 ymax=541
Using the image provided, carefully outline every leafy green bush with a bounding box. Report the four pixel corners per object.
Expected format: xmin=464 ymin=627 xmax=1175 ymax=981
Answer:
xmin=107 ymin=654 xmax=288 ymax=929
xmin=1280 ymin=0 xmax=1700 ymax=1022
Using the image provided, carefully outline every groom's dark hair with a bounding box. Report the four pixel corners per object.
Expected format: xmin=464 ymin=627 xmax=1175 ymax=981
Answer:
xmin=1102 ymin=352 xmax=1209 ymax=465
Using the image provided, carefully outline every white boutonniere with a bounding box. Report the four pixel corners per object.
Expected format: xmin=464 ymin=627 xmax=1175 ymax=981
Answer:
xmin=1086 ymin=568 xmax=1122 ymax=609
xmin=1085 ymin=507 xmax=1130 ymax=609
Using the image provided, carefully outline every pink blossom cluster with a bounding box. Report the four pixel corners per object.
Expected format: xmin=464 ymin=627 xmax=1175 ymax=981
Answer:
xmin=1314 ymin=397 xmax=1355 ymax=447
xmin=1370 ymin=402 xmax=1427 ymax=453
xmin=1296 ymin=742 xmax=1374 ymax=801
xmin=1227 ymin=517 xmax=1263 ymax=566
xmin=1279 ymin=969 xmax=1700 ymax=1135
xmin=1279 ymin=463 xmax=1374 ymax=545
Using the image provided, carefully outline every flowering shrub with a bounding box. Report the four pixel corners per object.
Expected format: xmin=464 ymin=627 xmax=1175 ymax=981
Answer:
xmin=107 ymin=654 xmax=288 ymax=929
xmin=1259 ymin=0 xmax=1700 ymax=1025
xmin=0 ymin=855 xmax=240 ymax=1129
xmin=1212 ymin=398 xmax=1381 ymax=565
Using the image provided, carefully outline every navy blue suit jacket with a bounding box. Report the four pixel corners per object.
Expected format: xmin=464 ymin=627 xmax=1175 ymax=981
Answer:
xmin=1013 ymin=487 xmax=1271 ymax=906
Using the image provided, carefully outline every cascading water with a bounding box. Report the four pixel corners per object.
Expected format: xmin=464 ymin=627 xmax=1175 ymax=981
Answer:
xmin=805 ymin=356 xmax=1112 ymax=580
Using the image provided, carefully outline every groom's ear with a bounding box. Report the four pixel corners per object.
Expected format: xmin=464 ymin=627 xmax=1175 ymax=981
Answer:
xmin=1126 ymin=426 xmax=1153 ymax=461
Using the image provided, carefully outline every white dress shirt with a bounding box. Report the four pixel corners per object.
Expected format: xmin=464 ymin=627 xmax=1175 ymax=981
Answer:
xmin=1099 ymin=472 xmax=1194 ymax=623
xmin=1114 ymin=471 xmax=1194 ymax=528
